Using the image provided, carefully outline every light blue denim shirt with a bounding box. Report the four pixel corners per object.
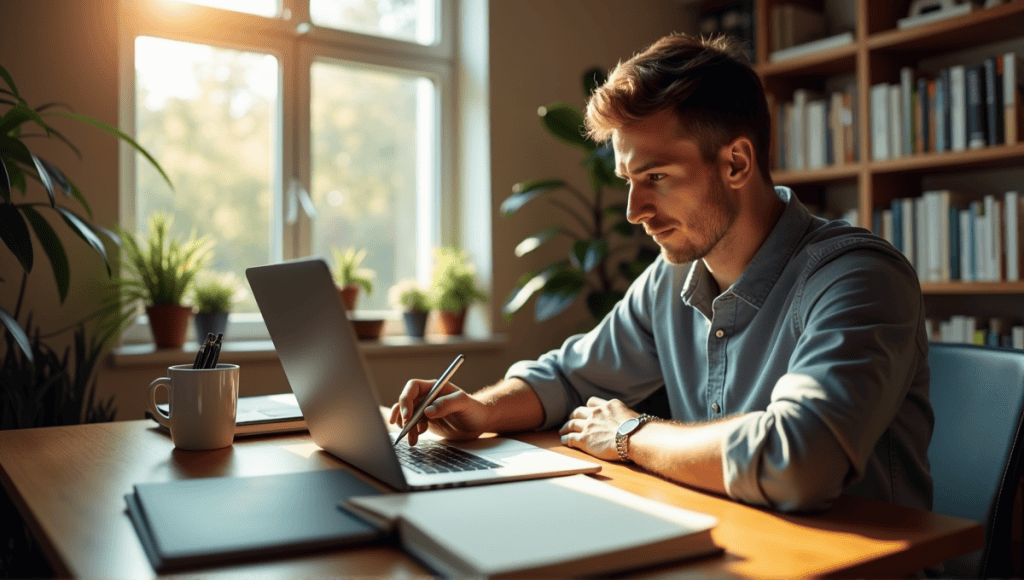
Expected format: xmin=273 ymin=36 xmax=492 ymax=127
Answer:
xmin=506 ymin=186 xmax=933 ymax=513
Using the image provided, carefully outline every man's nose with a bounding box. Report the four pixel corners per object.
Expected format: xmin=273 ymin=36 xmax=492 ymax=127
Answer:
xmin=626 ymin=185 xmax=654 ymax=225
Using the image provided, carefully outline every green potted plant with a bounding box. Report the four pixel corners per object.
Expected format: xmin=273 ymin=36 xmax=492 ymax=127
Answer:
xmin=331 ymin=246 xmax=375 ymax=311
xmin=191 ymin=271 xmax=241 ymax=341
xmin=502 ymin=68 xmax=658 ymax=324
xmin=388 ymin=278 xmax=432 ymax=338
xmin=430 ymin=247 xmax=488 ymax=336
xmin=118 ymin=212 xmax=212 ymax=349
xmin=1 ymin=63 xmax=172 ymax=430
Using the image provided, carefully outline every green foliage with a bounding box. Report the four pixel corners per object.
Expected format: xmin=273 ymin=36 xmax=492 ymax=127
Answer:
xmin=502 ymin=68 xmax=658 ymax=324
xmin=388 ymin=278 xmax=431 ymax=312
xmin=118 ymin=212 xmax=212 ymax=307
xmin=431 ymin=247 xmax=488 ymax=313
xmin=0 ymin=64 xmax=172 ymax=363
xmin=0 ymin=63 xmax=170 ymax=430
xmin=191 ymin=271 xmax=238 ymax=313
xmin=332 ymin=246 xmax=375 ymax=295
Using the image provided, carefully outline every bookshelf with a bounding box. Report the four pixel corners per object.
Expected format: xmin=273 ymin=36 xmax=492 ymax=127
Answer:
xmin=750 ymin=0 xmax=1024 ymax=342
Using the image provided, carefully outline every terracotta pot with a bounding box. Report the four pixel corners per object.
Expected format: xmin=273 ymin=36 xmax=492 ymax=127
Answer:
xmin=146 ymin=304 xmax=193 ymax=349
xmin=338 ymin=284 xmax=359 ymax=311
xmin=438 ymin=309 xmax=467 ymax=336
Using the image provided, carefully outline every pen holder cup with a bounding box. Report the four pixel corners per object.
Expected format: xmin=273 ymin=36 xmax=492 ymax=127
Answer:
xmin=147 ymin=364 xmax=239 ymax=450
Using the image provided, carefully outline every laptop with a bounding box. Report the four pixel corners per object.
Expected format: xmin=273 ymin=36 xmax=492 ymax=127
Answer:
xmin=246 ymin=258 xmax=600 ymax=490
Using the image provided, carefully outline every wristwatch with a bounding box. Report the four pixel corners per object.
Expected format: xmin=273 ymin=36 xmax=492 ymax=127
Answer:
xmin=615 ymin=414 xmax=656 ymax=462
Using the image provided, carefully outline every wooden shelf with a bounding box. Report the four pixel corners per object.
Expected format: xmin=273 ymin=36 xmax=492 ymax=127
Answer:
xmin=756 ymin=44 xmax=857 ymax=80
xmin=867 ymin=143 xmax=1024 ymax=176
xmin=866 ymin=1 xmax=1024 ymax=60
xmin=921 ymin=282 xmax=1024 ymax=295
xmin=771 ymin=163 xmax=861 ymax=186
xmin=754 ymin=0 xmax=1024 ymax=322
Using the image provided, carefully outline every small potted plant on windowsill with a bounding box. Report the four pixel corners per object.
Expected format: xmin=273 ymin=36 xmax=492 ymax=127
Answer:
xmin=331 ymin=246 xmax=375 ymax=311
xmin=118 ymin=212 xmax=212 ymax=349
xmin=191 ymin=271 xmax=242 ymax=341
xmin=388 ymin=278 xmax=432 ymax=338
xmin=430 ymin=247 xmax=488 ymax=336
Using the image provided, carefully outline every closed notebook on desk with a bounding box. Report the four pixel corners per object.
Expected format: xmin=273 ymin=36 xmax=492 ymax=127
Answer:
xmin=125 ymin=469 xmax=382 ymax=572
xmin=342 ymin=474 xmax=720 ymax=579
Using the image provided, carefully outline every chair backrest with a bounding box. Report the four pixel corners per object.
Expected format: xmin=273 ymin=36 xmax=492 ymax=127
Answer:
xmin=928 ymin=342 xmax=1024 ymax=578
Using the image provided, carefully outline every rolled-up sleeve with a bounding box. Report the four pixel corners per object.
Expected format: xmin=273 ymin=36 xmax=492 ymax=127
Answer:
xmin=722 ymin=245 xmax=926 ymax=512
xmin=505 ymin=264 xmax=671 ymax=430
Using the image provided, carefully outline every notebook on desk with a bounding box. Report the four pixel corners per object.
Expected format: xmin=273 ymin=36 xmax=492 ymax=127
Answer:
xmin=148 ymin=393 xmax=307 ymax=436
xmin=245 ymin=258 xmax=601 ymax=491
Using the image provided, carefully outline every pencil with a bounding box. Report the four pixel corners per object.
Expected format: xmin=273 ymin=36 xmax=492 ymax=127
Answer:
xmin=207 ymin=333 xmax=224 ymax=369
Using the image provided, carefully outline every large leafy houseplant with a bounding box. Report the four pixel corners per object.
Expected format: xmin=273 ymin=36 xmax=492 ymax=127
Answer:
xmin=502 ymin=68 xmax=658 ymax=323
xmin=0 ymin=64 xmax=172 ymax=428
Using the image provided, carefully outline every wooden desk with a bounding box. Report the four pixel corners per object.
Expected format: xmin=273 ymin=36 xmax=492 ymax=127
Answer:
xmin=0 ymin=420 xmax=982 ymax=579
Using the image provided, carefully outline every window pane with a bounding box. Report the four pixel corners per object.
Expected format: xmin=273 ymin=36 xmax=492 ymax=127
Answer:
xmin=135 ymin=36 xmax=279 ymax=315
xmin=311 ymin=60 xmax=437 ymax=311
xmin=167 ymin=0 xmax=280 ymax=17
xmin=310 ymin=0 xmax=437 ymax=45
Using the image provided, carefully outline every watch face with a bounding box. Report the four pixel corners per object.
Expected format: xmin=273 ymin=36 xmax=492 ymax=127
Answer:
xmin=617 ymin=417 xmax=641 ymax=437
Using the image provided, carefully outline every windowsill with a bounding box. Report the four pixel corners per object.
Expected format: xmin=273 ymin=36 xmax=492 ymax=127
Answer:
xmin=110 ymin=334 xmax=508 ymax=367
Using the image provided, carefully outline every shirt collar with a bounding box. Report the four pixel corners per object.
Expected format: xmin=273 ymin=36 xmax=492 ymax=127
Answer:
xmin=682 ymin=186 xmax=812 ymax=313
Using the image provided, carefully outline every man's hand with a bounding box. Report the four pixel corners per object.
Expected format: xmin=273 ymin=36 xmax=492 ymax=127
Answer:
xmin=389 ymin=379 xmax=490 ymax=445
xmin=558 ymin=397 xmax=638 ymax=461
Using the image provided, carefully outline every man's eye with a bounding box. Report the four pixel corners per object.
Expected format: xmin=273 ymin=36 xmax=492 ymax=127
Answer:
xmin=648 ymin=173 xmax=665 ymax=182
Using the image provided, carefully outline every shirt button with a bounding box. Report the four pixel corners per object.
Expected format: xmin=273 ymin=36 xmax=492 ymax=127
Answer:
xmin=715 ymin=329 xmax=725 ymax=339
xmin=712 ymin=403 xmax=721 ymax=413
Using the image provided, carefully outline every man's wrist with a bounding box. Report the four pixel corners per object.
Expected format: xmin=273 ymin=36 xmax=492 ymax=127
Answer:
xmin=616 ymin=414 xmax=656 ymax=462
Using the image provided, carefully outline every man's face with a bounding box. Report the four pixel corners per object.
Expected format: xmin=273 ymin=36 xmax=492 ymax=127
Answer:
xmin=612 ymin=109 xmax=738 ymax=265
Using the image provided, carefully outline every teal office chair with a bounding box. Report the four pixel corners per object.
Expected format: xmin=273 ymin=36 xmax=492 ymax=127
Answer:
xmin=928 ymin=342 xmax=1024 ymax=578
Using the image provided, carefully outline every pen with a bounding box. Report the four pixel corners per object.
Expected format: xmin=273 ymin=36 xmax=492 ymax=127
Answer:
xmin=206 ymin=333 xmax=223 ymax=369
xmin=193 ymin=333 xmax=214 ymax=369
xmin=393 ymin=353 xmax=465 ymax=446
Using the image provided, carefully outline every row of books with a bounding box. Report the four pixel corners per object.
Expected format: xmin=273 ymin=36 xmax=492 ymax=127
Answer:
xmin=774 ymin=85 xmax=858 ymax=171
xmin=698 ymin=0 xmax=755 ymax=64
xmin=929 ymin=315 xmax=1024 ymax=350
xmin=870 ymin=52 xmax=1024 ymax=161
xmin=866 ymin=190 xmax=1024 ymax=283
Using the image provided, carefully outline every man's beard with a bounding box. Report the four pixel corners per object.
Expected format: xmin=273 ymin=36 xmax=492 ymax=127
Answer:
xmin=657 ymin=179 xmax=737 ymax=265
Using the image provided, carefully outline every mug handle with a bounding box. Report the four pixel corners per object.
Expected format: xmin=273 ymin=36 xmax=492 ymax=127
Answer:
xmin=148 ymin=377 xmax=172 ymax=429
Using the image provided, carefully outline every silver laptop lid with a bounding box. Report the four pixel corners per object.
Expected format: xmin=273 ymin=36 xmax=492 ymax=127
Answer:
xmin=246 ymin=259 xmax=409 ymax=490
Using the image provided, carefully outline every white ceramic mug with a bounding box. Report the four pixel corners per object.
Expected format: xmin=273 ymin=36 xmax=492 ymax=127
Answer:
xmin=147 ymin=364 xmax=239 ymax=450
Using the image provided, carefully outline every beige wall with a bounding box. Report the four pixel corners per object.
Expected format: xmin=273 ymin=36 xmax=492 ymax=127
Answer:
xmin=0 ymin=1 xmax=693 ymax=422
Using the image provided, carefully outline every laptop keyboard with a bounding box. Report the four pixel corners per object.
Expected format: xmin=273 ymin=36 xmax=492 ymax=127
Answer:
xmin=394 ymin=439 xmax=500 ymax=474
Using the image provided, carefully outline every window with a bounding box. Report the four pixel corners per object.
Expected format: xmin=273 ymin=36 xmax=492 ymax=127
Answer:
xmin=119 ymin=0 xmax=457 ymax=342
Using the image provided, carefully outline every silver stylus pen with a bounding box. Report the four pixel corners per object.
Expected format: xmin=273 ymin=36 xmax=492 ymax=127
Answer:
xmin=393 ymin=353 xmax=465 ymax=446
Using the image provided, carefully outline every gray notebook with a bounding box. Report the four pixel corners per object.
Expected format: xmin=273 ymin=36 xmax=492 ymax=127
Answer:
xmin=125 ymin=469 xmax=383 ymax=572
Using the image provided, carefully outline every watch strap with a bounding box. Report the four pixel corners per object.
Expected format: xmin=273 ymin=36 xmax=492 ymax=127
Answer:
xmin=615 ymin=414 xmax=656 ymax=462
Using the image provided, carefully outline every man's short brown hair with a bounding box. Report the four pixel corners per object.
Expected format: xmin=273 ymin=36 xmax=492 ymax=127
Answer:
xmin=585 ymin=33 xmax=772 ymax=183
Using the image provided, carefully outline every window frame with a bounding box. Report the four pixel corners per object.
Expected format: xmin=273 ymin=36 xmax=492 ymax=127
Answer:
xmin=117 ymin=0 xmax=457 ymax=345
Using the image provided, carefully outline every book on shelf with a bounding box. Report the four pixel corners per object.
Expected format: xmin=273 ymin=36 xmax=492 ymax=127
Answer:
xmin=770 ymin=3 xmax=827 ymax=52
xmin=342 ymin=474 xmax=721 ymax=580
xmin=950 ymin=65 xmax=968 ymax=151
xmin=984 ymin=56 xmax=1004 ymax=147
xmin=871 ymin=83 xmax=890 ymax=160
xmin=919 ymin=77 xmax=935 ymax=154
xmin=966 ymin=64 xmax=988 ymax=149
xmin=806 ymin=98 xmax=828 ymax=169
xmin=769 ymin=31 xmax=854 ymax=63
xmin=889 ymin=84 xmax=904 ymax=158
xmin=1005 ymin=190 xmax=1023 ymax=281
xmin=936 ymin=68 xmax=951 ymax=152
xmin=1004 ymin=52 xmax=1024 ymax=145
xmin=960 ymin=205 xmax=976 ymax=282
xmin=901 ymin=67 xmax=916 ymax=156
xmin=897 ymin=1 xmax=976 ymax=29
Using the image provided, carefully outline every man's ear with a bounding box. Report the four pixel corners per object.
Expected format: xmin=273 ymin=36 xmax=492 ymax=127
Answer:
xmin=719 ymin=135 xmax=754 ymax=189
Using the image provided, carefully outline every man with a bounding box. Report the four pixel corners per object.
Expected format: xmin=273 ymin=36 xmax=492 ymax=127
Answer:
xmin=391 ymin=33 xmax=932 ymax=513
